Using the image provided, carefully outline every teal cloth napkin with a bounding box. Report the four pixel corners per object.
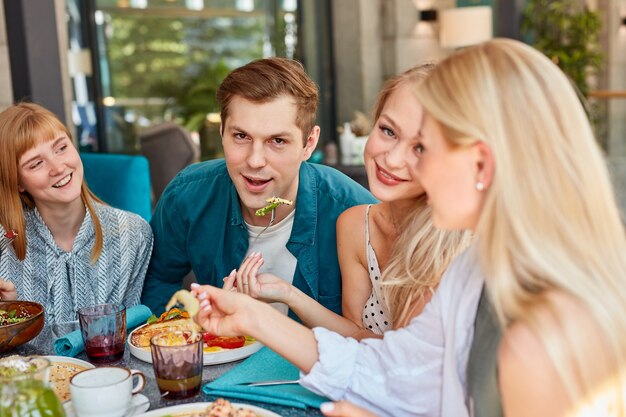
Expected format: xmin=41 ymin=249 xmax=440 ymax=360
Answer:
xmin=53 ymin=304 xmax=153 ymax=357
xmin=203 ymin=347 xmax=328 ymax=409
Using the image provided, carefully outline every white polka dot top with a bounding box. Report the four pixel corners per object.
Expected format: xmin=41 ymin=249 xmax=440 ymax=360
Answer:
xmin=361 ymin=205 xmax=392 ymax=334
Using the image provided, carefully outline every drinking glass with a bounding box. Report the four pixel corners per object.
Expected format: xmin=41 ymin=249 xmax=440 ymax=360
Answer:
xmin=0 ymin=356 xmax=65 ymax=417
xmin=78 ymin=303 xmax=126 ymax=364
xmin=150 ymin=331 xmax=203 ymax=400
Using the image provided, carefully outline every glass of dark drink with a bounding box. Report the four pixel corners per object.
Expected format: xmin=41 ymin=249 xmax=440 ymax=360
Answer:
xmin=150 ymin=331 xmax=203 ymax=400
xmin=78 ymin=303 xmax=126 ymax=364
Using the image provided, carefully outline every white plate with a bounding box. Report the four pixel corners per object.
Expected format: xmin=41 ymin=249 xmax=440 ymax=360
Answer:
xmin=43 ymin=355 xmax=94 ymax=369
xmin=134 ymin=401 xmax=280 ymax=417
xmin=63 ymin=393 xmax=150 ymax=417
xmin=127 ymin=324 xmax=263 ymax=365
xmin=44 ymin=356 xmax=95 ymax=403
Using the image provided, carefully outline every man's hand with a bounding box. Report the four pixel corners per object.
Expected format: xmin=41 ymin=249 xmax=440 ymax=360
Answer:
xmin=223 ymin=252 xmax=292 ymax=304
xmin=320 ymin=401 xmax=379 ymax=417
xmin=0 ymin=278 xmax=17 ymax=301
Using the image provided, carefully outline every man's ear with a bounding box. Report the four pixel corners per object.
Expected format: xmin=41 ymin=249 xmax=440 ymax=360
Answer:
xmin=474 ymin=141 xmax=495 ymax=190
xmin=303 ymin=126 xmax=320 ymax=160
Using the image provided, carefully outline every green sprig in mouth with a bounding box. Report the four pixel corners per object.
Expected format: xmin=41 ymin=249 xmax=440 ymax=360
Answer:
xmin=255 ymin=197 xmax=293 ymax=217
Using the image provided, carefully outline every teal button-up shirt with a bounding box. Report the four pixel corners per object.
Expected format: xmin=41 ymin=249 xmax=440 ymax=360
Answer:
xmin=141 ymin=159 xmax=376 ymax=315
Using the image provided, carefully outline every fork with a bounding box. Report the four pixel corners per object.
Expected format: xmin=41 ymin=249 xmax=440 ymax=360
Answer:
xmin=251 ymin=208 xmax=276 ymax=246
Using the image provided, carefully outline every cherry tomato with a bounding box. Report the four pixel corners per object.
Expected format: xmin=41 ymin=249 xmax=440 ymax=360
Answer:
xmin=202 ymin=333 xmax=217 ymax=343
xmin=202 ymin=334 xmax=245 ymax=349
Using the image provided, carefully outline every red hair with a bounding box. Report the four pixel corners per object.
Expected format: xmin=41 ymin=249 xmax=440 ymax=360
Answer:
xmin=0 ymin=102 xmax=104 ymax=261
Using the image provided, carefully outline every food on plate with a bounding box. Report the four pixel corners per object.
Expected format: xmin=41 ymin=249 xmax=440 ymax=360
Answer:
xmin=254 ymin=197 xmax=293 ymax=217
xmin=147 ymin=307 xmax=190 ymax=324
xmin=0 ymin=308 xmax=31 ymax=326
xmin=202 ymin=334 xmax=246 ymax=349
xmin=203 ymin=398 xmax=258 ymax=417
xmin=165 ymin=289 xmax=200 ymax=317
xmin=153 ymin=328 xmax=202 ymax=346
xmin=48 ymin=361 xmax=90 ymax=402
xmin=131 ymin=308 xmax=255 ymax=355
xmin=161 ymin=398 xmax=259 ymax=417
xmin=131 ymin=317 xmax=202 ymax=348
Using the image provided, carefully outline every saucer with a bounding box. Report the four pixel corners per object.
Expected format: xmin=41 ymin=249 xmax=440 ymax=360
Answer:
xmin=63 ymin=393 xmax=150 ymax=417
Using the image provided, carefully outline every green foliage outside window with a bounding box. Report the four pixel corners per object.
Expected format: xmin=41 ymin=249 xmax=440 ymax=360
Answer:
xmin=521 ymin=0 xmax=603 ymax=97
xmin=105 ymin=13 xmax=266 ymax=130
xmin=151 ymin=61 xmax=232 ymax=132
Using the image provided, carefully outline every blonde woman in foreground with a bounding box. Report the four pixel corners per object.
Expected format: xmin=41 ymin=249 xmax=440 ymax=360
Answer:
xmin=417 ymin=38 xmax=626 ymax=416
xmin=226 ymin=64 xmax=471 ymax=339
xmin=192 ymin=38 xmax=626 ymax=417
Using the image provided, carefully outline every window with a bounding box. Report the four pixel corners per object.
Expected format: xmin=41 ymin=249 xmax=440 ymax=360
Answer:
xmin=68 ymin=0 xmax=299 ymax=155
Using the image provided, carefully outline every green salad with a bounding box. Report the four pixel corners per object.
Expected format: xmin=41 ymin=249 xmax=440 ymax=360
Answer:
xmin=0 ymin=310 xmax=30 ymax=326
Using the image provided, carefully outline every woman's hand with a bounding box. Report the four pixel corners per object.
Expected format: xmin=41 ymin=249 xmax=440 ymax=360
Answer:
xmin=320 ymin=401 xmax=379 ymax=417
xmin=223 ymin=252 xmax=293 ymax=304
xmin=190 ymin=283 xmax=256 ymax=337
xmin=192 ymin=283 xmax=321 ymax=374
xmin=0 ymin=278 xmax=17 ymax=300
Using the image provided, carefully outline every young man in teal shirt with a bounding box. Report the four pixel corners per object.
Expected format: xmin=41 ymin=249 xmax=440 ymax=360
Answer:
xmin=141 ymin=57 xmax=375 ymax=315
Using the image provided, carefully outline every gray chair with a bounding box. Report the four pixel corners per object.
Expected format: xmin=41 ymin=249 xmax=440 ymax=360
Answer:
xmin=139 ymin=122 xmax=200 ymax=206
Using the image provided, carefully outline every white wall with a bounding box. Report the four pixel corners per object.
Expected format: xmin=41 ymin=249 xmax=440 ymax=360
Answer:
xmin=332 ymin=0 xmax=384 ymax=127
xmin=332 ymin=0 xmax=454 ymax=127
xmin=382 ymin=0 xmax=454 ymax=77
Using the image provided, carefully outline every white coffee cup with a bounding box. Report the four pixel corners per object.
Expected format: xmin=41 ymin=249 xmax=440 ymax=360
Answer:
xmin=70 ymin=367 xmax=145 ymax=417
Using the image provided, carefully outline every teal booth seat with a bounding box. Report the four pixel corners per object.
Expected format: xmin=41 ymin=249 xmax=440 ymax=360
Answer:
xmin=80 ymin=153 xmax=152 ymax=222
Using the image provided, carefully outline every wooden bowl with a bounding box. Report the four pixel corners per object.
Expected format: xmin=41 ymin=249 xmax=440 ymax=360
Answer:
xmin=0 ymin=301 xmax=44 ymax=353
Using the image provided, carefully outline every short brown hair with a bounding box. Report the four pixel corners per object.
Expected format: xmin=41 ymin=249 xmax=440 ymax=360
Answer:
xmin=217 ymin=57 xmax=319 ymax=143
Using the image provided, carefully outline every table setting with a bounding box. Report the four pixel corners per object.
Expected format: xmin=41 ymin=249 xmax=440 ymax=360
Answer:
xmin=0 ymin=301 xmax=325 ymax=417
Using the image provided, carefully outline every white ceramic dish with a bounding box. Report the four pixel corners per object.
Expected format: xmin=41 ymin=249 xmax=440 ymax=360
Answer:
xmin=63 ymin=393 xmax=150 ymax=417
xmin=134 ymin=401 xmax=280 ymax=417
xmin=43 ymin=355 xmax=94 ymax=369
xmin=127 ymin=324 xmax=263 ymax=365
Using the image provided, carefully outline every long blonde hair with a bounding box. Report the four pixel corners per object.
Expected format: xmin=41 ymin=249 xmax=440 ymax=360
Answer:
xmin=416 ymin=38 xmax=626 ymax=412
xmin=382 ymin=197 xmax=472 ymax=328
xmin=0 ymin=102 xmax=104 ymax=262
xmin=373 ymin=65 xmax=473 ymax=328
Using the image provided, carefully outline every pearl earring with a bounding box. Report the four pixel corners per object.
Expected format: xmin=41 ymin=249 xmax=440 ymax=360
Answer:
xmin=475 ymin=182 xmax=485 ymax=191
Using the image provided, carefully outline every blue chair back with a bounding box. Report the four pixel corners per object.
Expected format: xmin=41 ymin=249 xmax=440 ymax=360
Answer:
xmin=80 ymin=153 xmax=152 ymax=222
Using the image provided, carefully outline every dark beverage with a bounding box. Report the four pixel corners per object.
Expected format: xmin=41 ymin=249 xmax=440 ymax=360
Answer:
xmin=156 ymin=374 xmax=202 ymax=400
xmin=85 ymin=335 xmax=125 ymax=364
xmin=78 ymin=303 xmax=127 ymax=365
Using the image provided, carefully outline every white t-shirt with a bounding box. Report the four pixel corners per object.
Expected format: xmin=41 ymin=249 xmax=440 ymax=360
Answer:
xmin=245 ymin=210 xmax=297 ymax=315
xmin=299 ymin=246 xmax=484 ymax=417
